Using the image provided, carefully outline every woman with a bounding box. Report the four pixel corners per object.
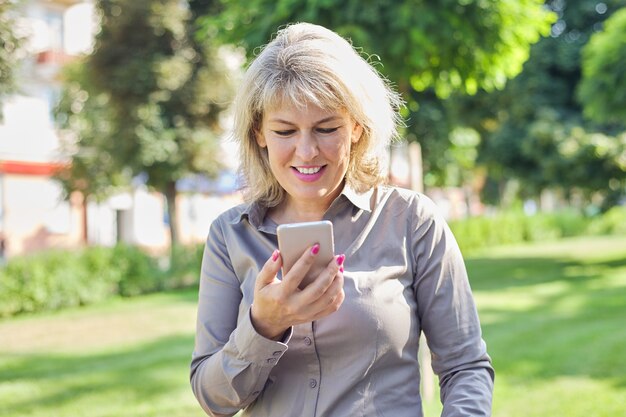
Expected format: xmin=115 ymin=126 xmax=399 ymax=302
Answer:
xmin=190 ymin=22 xmax=494 ymax=417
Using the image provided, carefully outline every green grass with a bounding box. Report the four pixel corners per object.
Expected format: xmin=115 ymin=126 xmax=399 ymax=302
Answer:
xmin=1 ymin=235 xmax=626 ymax=417
xmin=424 ymin=234 xmax=626 ymax=417
xmin=0 ymin=290 xmax=205 ymax=417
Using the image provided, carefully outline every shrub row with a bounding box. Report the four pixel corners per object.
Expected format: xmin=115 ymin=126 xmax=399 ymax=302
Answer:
xmin=0 ymin=243 xmax=204 ymax=318
xmin=1 ymin=207 xmax=624 ymax=318
xmin=449 ymin=206 xmax=626 ymax=254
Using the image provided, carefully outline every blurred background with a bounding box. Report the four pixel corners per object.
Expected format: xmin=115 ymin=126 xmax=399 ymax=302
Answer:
xmin=0 ymin=1 xmax=625 ymax=416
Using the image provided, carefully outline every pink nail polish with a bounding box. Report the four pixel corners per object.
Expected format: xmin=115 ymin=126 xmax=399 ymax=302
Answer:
xmin=311 ymin=244 xmax=320 ymax=255
xmin=271 ymin=250 xmax=279 ymax=262
xmin=336 ymin=254 xmax=345 ymax=266
xmin=339 ymin=266 xmax=344 ymax=273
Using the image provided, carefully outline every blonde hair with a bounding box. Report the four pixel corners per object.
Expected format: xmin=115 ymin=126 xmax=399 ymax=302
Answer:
xmin=232 ymin=22 xmax=403 ymax=206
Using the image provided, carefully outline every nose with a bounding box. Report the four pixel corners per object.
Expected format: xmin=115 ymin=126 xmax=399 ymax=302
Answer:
xmin=295 ymin=130 xmax=319 ymax=161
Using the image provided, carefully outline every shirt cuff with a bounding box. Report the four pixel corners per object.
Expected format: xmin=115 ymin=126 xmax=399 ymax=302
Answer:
xmin=232 ymin=307 xmax=292 ymax=367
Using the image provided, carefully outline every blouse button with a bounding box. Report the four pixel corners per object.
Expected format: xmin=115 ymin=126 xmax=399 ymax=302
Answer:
xmin=309 ymin=379 xmax=317 ymax=388
xmin=304 ymin=337 xmax=312 ymax=346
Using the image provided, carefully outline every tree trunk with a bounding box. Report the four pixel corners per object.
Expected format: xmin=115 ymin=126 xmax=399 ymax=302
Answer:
xmin=164 ymin=181 xmax=178 ymax=261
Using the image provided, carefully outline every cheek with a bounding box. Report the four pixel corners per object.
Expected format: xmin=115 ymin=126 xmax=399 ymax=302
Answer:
xmin=338 ymin=141 xmax=353 ymax=162
xmin=321 ymin=138 xmax=350 ymax=161
xmin=266 ymin=142 xmax=291 ymax=166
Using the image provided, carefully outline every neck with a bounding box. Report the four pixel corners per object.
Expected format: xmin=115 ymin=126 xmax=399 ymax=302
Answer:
xmin=269 ymin=198 xmax=328 ymax=224
xmin=269 ymin=181 xmax=346 ymax=224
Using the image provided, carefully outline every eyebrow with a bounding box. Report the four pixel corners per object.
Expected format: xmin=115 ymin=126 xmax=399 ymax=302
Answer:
xmin=267 ymin=116 xmax=342 ymax=125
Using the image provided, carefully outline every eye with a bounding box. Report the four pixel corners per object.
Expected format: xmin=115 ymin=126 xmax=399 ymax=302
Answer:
xmin=317 ymin=127 xmax=339 ymax=134
xmin=273 ymin=130 xmax=296 ymax=137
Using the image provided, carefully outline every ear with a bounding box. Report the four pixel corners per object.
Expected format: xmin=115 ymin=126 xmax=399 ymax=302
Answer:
xmin=351 ymin=122 xmax=363 ymax=144
xmin=255 ymin=129 xmax=267 ymax=148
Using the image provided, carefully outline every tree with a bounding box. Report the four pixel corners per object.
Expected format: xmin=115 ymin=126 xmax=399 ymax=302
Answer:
xmin=203 ymin=0 xmax=554 ymax=97
xmin=57 ymin=0 xmax=234 ymax=249
xmin=453 ymin=0 xmax=626 ymax=208
xmin=579 ymin=6 xmax=626 ymax=125
xmin=56 ymin=61 xmax=127 ymax=200
xmin=199 ymin=0 xmax=555 ymax=186
xmin=0 ymin=0 xmax=23 ymax=118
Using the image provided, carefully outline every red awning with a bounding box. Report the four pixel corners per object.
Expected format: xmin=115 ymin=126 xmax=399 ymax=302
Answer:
xmin=0 ymin=160 xmax=67 ymax=176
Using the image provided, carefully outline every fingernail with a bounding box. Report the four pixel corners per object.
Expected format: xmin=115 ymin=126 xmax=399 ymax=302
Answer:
xmin=311 ymin=244 xmax=320 ymax=255
xmin=271 ymin=250 xmax=279 ymax=262
xmin=336 ymin=254 xmax=345 ymax=266
xmin=339 ymin=266 xmax=344 ymax=273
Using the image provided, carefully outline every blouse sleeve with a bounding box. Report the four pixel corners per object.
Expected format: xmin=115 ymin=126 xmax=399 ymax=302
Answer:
xmin=190 ymin=217 xmax=291 ymax=417
xmin=412 ymin=195 xmax=495 ymax=417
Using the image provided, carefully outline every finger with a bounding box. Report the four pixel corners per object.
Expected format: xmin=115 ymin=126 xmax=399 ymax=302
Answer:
xmin=310 ymin=281 xmax=345 ymax=321
xmin=281 ymin=244 xmax=319 ymax=291
xmin=306 ymin=270 xmax=344 ymax=315
xmin=299 ymin=254 xmax=344 ymax=301
xmin=288 ymin=276 xmax=345 ymax=327
xmin=255 ymin=249 xmax=282 ymax=291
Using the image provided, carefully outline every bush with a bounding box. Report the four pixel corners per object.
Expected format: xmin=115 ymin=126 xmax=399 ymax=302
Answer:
xmin=0 ymin=243 xmax=203 ymax=318
xmin=450 ymin=206 xmax=623 ymax=254
xmin=587 ymin=206 xmax=626 ymax=235
xmin=450 ymin=210 xmax=535 ymax=254
xmin=167 ymin=244 xmax=204 ymax=289
xmin=2 ymin=206 xmax=621 ymax=318
xmin=0 ymin=250 xmax=97 ymax=317
xmin=112 ymin=244 xmax=163 ymax=297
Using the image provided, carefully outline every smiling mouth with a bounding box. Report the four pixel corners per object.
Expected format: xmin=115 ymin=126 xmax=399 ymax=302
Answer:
xmin=294 ymin=166 xmax=323 ymax=174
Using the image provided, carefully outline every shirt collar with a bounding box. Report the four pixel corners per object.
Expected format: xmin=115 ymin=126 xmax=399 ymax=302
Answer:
xmin=341 ymin=184 xmax=374 ymax=212
xmin=232 ymin=184 xmax=374 ymax=228
xmin=232 ymin=201 xmax=268 ymax=229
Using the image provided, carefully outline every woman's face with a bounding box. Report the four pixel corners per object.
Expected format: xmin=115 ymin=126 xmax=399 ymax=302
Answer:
xmin=256 ymin=101 xmax=362 ymax=211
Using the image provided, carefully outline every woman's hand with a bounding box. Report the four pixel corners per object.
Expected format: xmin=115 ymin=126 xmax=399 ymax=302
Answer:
xmin=250 ymin=246 xmax=346 ymax=340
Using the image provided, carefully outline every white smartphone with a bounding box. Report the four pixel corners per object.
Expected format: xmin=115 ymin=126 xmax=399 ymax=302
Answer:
xmin=276 ymin=220 xmax=335 ymax=288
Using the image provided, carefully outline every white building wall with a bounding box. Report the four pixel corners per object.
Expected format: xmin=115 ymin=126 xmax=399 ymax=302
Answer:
xmin=178 ymin=193 xmax=243 ymax=244
xmin=86 ymin=200 xmax=116 ymax=247
xmin=1 ymin=0 xmax=242 ymax=258
xmin=131 ymin=189 xmax=169 ymax=248
xmin=0 ymin=1 xmax=95 ymax=258
xmin=1 ymin=174 xmax=83 ymax=257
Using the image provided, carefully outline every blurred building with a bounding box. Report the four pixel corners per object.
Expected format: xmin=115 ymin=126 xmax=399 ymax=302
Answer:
xmin=0 ymin=0 xmax=240 ymax=259
xmin=0 ymin=0 xmax=95 ymax=258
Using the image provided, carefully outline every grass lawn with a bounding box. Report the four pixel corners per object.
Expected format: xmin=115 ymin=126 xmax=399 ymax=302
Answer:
xmin=423 ymin=234 xmax=626 ymax=417
xmin=1 ymin=234 xmax=626 ymax=416
xmin=0 ymin=291 xmax=205 ymax=417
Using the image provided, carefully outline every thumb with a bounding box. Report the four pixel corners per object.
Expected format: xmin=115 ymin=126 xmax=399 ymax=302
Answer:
xmin=255 ymin=249 xmax=282 ymax=290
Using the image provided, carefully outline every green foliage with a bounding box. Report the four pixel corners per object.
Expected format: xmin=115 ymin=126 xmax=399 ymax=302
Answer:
xmin=197 ymin=0 xmax=554 ymax=188
xmin=405 ymin=89 xmax=459 ymax=186
xmin=0 ymin=1 xmax=23 ymax=114
xmin=110 ymin=244 xmax=163 ymax=297
xmin=55 ymin=61 xmax=129 ymax=199
xmin=0 ymin=249 xmax=115 ymax=317
xmin=449 ymin=206 xmax=626 ymax=254
xmin=579 ymin=7 xmax=626 ymax=125
xmin=167 ymin=243 xmax=205 ymax=289
xmin=85 ymin=0 xmax=232 ymax=184
xmin=56 ymin=0 xmax=235 ymax=243
xmin=453 ymin=0 xmax=626 ymax=207
xmin=0 ymin=244 xmax=204 ymax=318
xmin=203 ymin=0 xmax=554 ymax=98
xmin=587 ymin=205 xmax=626 ymax=235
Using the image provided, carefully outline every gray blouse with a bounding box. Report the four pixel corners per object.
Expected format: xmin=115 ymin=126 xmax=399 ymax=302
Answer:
xmin=190 ymin=185 xmax=494 ymax=417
